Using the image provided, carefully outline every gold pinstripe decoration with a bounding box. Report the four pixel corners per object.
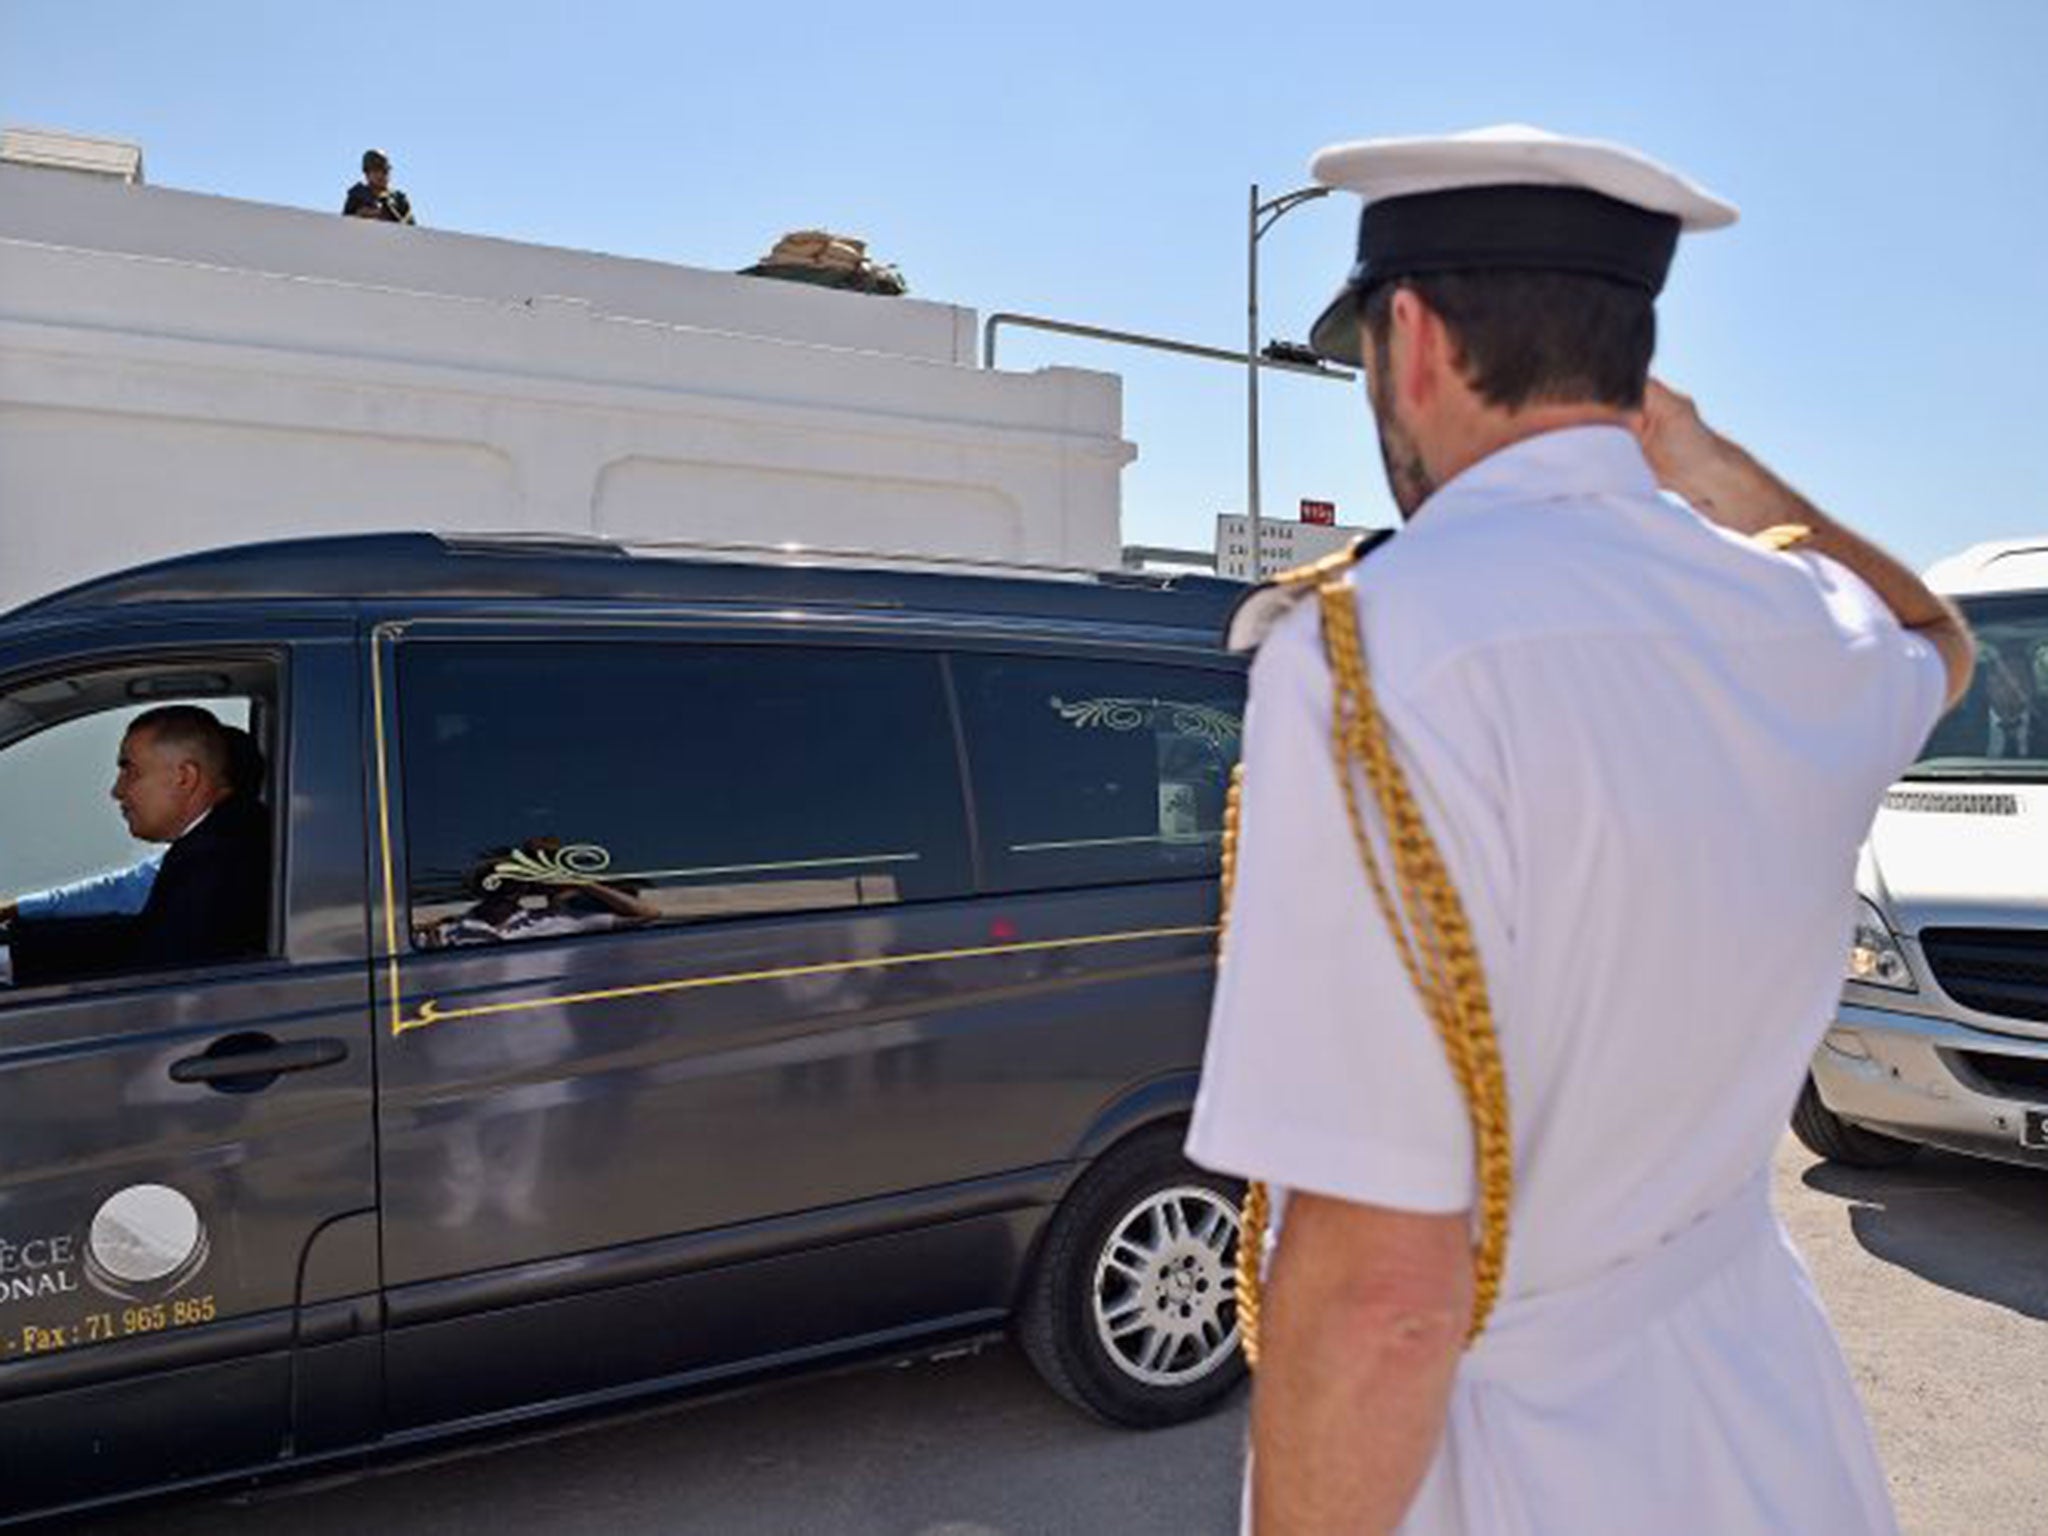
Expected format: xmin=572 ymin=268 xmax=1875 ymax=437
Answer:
xmin=370 ymin=626 xmax=407 ymax=1038
xmin=1224 ymin=575 xmax=1513 ymax=1364
xmin=389 ymin=924 xmax=1219 ymax=1035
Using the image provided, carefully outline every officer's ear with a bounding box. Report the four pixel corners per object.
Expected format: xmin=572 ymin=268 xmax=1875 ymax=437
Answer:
xmin=1385 ymin=287 xmax=1452 ymax=412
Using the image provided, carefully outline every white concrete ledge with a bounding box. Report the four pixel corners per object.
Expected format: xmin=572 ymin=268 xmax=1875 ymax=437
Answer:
xmin=0 ymin=188 xmax=1131 ymax=607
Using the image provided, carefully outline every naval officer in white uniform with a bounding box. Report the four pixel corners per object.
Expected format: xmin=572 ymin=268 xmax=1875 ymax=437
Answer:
xmin=1187 ymin=125 xmax=1975 ymax=1535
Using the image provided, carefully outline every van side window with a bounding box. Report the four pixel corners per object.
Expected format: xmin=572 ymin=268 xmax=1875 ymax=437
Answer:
xmin=0 ymin=684 xmax=271 ymax=991
xmin=953 ymin=655 xmax=1244 ymax=891
xmin=397 ymin=642 xmax=972 ymax=946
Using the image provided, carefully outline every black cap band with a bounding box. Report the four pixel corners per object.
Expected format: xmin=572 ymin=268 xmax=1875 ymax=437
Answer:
xmin=1359 ymin=184 xmax=1680 ymax=293
xmin=1308 ymin=185 xmax=1682 ymax=364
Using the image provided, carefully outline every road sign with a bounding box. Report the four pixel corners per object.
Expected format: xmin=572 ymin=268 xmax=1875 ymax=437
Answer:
xmin=1214 ymin=512 xmax=1378 ymax=581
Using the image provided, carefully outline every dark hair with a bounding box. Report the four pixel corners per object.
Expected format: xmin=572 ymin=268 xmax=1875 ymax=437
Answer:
xmin=1361 ymin=269 xmax=1657 ymax=411
xmin=127 ymin=705 xmax=232 ymax=786
xmin=362 ymin=149 xmax=389 ymax=173
xmin=221 ymin=724 xmax=266 ymax=797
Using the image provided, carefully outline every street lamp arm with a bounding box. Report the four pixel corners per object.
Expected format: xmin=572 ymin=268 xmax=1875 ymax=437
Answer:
xmin=1254 ymin=184 xmax=1333 ymax=241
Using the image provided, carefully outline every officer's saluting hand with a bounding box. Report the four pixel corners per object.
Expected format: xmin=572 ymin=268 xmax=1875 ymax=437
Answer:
xmin=1638 ymin=379 xmax=1972 ymax=704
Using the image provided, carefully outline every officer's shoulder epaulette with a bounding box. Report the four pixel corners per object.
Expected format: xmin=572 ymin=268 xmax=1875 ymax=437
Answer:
xmin=1752 ymin=523 xmax=1812 ymax=553
xmin=1223 ymin=528 xmax=1396 ymax=654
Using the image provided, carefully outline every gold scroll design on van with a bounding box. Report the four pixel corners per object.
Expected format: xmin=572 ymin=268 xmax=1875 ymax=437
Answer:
xmin=1049 ymin=697 xmax=1242 ymax=753
xmin=391 ymin=924 xmax=1220 ymax=1035
xmin=1225 ymin=578 xmax=1511 ymax=1363
xmin=482 ymin=842 xmax=616 ymax=890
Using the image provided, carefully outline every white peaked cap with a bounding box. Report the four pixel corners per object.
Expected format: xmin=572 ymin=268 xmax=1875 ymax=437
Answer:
xmin=1310 ymin=123 xmax=1737 ymax=230
xmin=1303 ymin=125 xmax=1737 ymax=364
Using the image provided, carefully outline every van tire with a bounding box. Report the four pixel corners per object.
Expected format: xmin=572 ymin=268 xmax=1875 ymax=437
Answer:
xmin=1792 ymin=1077 xmax=1921 ymax=1168
xmin=1015 ymin=1126 xmax=1248 ymax=1428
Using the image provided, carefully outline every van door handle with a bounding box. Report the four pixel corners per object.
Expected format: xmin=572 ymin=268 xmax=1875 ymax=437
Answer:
xmin=170 ymin=1034 xmax=350 ymax=1091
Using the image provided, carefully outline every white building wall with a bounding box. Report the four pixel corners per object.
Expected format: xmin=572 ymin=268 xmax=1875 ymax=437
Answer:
xmin=0 ymin=165 xmax=1132 ymax=611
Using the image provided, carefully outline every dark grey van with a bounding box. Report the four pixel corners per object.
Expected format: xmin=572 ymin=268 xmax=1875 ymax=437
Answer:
xmin=0 ymin=534 xmax=1250 ymax=1522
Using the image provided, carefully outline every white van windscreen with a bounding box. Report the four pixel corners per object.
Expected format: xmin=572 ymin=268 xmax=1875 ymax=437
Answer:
xmin=1908 ymin=598 xmax=2048 ymax=778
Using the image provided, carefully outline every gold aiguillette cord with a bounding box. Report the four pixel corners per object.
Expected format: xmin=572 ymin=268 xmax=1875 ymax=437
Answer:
xmin=1222 ymin=578 xmax=1513 ymax=1363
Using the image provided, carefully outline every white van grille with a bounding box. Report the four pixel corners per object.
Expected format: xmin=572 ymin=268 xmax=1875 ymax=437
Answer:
xmin=1882 ymin=790 xmax=2020 ymax=816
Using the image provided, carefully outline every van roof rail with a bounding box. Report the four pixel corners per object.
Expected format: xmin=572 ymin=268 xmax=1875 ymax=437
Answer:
xmin=6 ymin=531 xmax=1246 ymax=625
xmin=435 ymin=530 xmax=1216 ymax=588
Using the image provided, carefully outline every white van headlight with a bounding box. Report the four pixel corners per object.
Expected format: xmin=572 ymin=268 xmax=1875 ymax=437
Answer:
xmin=1848 ymin=898 xmax=1916 ymax=991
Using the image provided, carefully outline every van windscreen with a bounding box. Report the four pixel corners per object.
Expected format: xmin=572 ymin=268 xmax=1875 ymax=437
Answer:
xmin=1907 ymin=595 xmax=2048 ymax=780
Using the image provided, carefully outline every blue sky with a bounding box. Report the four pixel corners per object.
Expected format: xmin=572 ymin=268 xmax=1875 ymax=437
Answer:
xmin=2 ymin=0 xmax=2043 ymax=567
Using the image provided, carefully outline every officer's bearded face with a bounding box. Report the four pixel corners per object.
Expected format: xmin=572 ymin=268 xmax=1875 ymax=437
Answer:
xmin=1363 ymin=317 xmax=1436 ymax=521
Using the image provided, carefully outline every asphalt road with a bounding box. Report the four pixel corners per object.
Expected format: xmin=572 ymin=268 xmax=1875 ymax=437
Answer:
xmin=1776 ymin=1138 xmax=2048 ymax=1536
xmin=59 ymin=1137 xmax=2048 ymax=1535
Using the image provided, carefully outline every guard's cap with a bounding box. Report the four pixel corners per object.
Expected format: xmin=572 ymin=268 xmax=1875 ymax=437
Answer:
xmin=1305 ymin=125 xmax=1737 ymax=365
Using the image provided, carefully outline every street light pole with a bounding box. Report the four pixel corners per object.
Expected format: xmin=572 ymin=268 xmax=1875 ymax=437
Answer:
xmin=1247 ymin=182 xmax=1333 ymax=579
xmin=1247 ymin=183 xmax=1262 ymax=580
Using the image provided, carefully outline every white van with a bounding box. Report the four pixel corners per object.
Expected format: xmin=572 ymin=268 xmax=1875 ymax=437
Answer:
xmin=1800 ymin=538 xmax=2048 ymax=1168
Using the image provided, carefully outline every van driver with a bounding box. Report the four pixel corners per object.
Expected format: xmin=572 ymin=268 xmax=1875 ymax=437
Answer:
xmin=4 ymin=707 xmax=267 ymax=982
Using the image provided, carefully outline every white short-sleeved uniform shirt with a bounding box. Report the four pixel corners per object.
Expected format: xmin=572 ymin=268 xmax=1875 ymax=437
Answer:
xmin=1188 ymin=426 xmax=1946 ymax=1536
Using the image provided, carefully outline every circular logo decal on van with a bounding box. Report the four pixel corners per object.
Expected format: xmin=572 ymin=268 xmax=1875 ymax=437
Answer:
xmin=84 ymin=1184 xmax=209 ymax=1299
